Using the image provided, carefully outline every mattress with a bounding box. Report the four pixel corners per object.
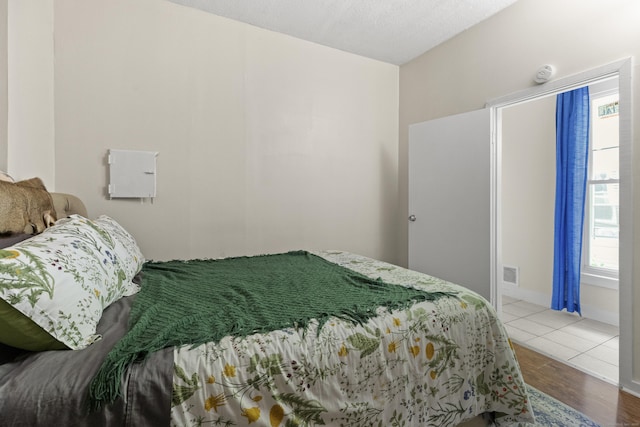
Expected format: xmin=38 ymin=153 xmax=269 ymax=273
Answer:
xmin=0 ymin=248 xmax=534 ymax=427
xmin=169 ymin=250 xmax=534 ymax=426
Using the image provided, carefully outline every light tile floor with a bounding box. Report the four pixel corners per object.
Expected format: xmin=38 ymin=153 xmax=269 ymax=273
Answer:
xmin=502 ymin=296 xmax=619 ymax=384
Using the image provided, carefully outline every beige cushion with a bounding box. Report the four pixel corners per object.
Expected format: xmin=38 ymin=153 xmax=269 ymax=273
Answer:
xmin=51 ymin=192 xmax=88 ymax=219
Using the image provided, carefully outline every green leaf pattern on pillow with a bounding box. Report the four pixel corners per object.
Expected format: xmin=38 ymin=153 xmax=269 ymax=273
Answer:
xmin=0 ymin=215 xmax=144 ymax=350
xmin=0 ymin=247 xmax=56 ymax=303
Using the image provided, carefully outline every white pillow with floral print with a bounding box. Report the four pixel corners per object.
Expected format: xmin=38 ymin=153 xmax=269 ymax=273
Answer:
xmin=0 ymin=214 xmax=144 ymax=350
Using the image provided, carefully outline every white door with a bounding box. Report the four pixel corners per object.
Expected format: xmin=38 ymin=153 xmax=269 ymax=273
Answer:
xmin=408 ymin=109 xmax=491 ymax=300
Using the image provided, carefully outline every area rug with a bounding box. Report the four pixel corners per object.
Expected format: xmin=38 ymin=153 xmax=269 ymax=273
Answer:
xmin=527 ymin=384 xmax=601 ymax=426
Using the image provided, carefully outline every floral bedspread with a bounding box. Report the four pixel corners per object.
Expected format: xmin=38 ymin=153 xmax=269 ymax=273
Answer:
xmin=170 ymin=251 xmax=534 ymax=427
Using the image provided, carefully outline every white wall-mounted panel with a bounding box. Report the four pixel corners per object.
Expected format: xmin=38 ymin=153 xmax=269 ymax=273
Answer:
xmin=108 ymin=149 xmax=158 ymax=198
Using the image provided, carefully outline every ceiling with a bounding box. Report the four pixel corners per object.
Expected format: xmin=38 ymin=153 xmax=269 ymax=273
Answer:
xmin=167 ymin=0 xmax=519 ymax=65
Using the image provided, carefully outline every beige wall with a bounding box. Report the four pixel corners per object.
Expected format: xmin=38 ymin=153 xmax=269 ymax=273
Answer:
xmin=501 ymin=96 xmax=556 ymax=297
xmin=7 ymin=0 xmax=55 ymax=185
xmin=0 ymin=1 xmax=6 ymax=171
xmin=51 ymin=0 xmax=399 ymax=263
xmin=400 ymin=0 xmax=640 ymax=392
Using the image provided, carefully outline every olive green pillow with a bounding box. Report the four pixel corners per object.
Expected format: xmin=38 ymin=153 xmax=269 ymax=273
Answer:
xmin=0 ymin=299 xmax=66 ymax=351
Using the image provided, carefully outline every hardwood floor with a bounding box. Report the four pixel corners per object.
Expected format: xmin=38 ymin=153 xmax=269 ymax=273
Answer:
xmin=513 ymin=342 xmax=640 ymax=426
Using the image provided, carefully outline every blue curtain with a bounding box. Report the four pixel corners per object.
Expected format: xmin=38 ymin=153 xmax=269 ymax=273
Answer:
xmin=552 ymin=87 xmax=590 ymax=314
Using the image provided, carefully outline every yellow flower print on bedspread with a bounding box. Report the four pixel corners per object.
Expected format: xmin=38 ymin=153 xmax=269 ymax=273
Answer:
xmin=241 ymin=406 xmax=260 ymax=424
xmin=223 ymin=363 xmax=236 ymax=378
xmin=426 ymin=341 xmax=435 ymax=360
xmin=269 ymin=404 xmax=284 ymax=427
xmin=337 ymin=344 xmax=349 ymax=357
xmin=409 ymin=344 xmax=420 ymax=357
xmin=204 ymin=393 xmax=226 ymax=413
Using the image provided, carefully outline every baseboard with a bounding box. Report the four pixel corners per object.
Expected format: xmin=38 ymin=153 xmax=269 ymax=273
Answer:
xmin=501 ymin=284 xmax=619 ymax=326
xmin=621 ymin=382 xmax=640 ymax=399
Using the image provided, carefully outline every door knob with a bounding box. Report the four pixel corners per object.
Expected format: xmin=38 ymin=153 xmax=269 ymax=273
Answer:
xmin=408 ymin=215 xmax=416 ymax=222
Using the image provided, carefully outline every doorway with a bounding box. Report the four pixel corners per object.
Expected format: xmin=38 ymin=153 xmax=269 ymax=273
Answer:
xmin=499 ymin=80 xmax=620 ymax=384
xmin=488 ymin=59 xmax=633 ymax=390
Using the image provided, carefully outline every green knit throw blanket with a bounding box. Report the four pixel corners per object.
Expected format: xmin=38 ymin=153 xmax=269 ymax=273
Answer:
xmin=89 ymin=251 xmax=448 ymax=407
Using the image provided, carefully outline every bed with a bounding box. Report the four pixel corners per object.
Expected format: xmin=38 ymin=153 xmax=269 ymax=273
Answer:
xmin=0 ymin=193 xmax=535 ymax=427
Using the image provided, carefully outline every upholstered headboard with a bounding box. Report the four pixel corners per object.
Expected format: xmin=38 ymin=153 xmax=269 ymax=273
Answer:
xmin=51 ymin=193 xmax=88 ymax=219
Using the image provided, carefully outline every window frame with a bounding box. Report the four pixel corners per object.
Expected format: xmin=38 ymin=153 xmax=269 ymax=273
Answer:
xmin=581 ymin=88 xmax=619 ymax=289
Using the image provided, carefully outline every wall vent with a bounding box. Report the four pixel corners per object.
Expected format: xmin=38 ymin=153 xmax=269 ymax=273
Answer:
xmin=502 ymin=265 xmax=519 ymax=286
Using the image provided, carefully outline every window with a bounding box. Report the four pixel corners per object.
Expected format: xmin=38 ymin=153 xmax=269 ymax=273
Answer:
xmin=583 ymin=90 xmax=619 ymax=285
